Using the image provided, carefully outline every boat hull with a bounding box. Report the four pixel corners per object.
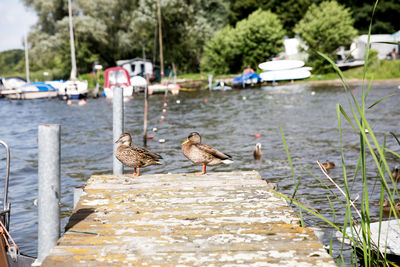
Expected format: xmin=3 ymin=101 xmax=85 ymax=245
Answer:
xmin=259 ymin=60 xmax=305 ymax=71
xmin=103 ymin=86 xmax=134 ymax=98
xmin=5 ymin=82 xmax=58 ymax=100
xmin=260 ymin=68 xmax=311 ymax=81
xmin=57 ymin=80 xmax=89 ymax=100
xmin=148 ymin=84 xmax=180 ymax=95
xmin=6 ymin=91 xmax=58 ymax=100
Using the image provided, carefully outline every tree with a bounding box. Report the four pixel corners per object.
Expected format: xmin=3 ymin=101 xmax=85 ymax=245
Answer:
xmin=200 ymin=26 xmax=239 ymax=74
xmin=201 ymin=9 xmax=285 ymax=74
xmin=338 ymin=0 xmax=400 ymax=34
xmin=228 ymin=0 xmax=314 ymax=37
xmin=235 ymin=9 xmax=285 ymax=69
xmin=23 ymin=0 xmax=230 ymax=77
xmin=294 ymin=1 xmax=358 ymax=73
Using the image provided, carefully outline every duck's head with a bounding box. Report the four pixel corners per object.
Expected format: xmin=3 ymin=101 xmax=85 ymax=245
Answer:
xmin=255 ymin=143 xmax=262 ymax=152
xmin=182 ymin=132 xmax=201 ymax=145
xmin=115 ymin=132 xmax=132 ymax=145
xmin=392 ymin=166 xmax=399 ymax=179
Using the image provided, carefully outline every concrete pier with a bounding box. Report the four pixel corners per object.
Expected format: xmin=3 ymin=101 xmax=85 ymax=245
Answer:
xmin=42 ymin=171 xmax=335 ymax=266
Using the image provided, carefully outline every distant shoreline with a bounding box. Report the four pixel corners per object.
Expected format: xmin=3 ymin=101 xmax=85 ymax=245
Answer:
xmin=295 ymin=78 xmax=400 ymax=87
xmin=174 ymin=77 xmax=400 ymax=89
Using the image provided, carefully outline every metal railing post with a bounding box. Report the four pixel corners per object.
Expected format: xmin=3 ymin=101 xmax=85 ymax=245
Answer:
xmin=113 ymin=86 xmax=124 ymax=174
xmin=37 ymin=124 xmax=61 ymax=263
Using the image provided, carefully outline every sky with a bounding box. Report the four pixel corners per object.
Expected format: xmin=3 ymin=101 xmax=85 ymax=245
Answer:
xmin=0 ymin=0 xmax=38 ymax=52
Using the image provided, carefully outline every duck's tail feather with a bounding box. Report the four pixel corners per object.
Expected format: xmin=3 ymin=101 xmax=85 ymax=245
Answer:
xmin=222 ymin=159 xmax=233 ymax=164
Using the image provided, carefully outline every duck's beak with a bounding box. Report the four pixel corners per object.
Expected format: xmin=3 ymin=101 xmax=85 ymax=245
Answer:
xmin=182 ymin=138 xmax=189 ymax=145
xmin=114 ymin=139 xmax=120 ymax=144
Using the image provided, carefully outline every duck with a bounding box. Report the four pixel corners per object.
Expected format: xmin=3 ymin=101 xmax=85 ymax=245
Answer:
xmin=182 ymin=132 xmax=233 ymax=175
xmin=322 ymin=160 xmax=335 ymax=170
xmin=391 ymin=167 xmax=400 ymax=180
xmin=114 ymin=133 xmax=163 ymax=177
xmin=376 ymin=198 xmax=400 ymax=212
xmin=253 ymin=143 xmax=263 ymax=160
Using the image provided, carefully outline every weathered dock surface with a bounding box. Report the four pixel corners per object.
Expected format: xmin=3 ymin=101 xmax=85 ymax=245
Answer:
xmin=42 ymin=171 xmax=335 ymax=266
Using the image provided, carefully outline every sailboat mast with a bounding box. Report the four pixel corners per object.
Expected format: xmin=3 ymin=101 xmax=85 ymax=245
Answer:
xmin=157 ymin=0 xmax=164 ymax=78
xmin=68 ymin=0 xmax=77 ymax=81
xmin=24 ymin=34 xmax=30 ymax=83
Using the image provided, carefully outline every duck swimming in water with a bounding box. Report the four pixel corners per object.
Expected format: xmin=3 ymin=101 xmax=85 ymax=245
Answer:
xmin=182 ymin=132 xmax=233 ymax=175
xmin=253 ymin=143 xmax=263 ymax=160
xmin=322 ymin=160 xmax=335 ymax=170
xmin=115 ymin=133 xmax=163 ymax=177
xmin=391 ymin=167 xmax=400 ymax=180
xmin=376 ymin=198 xmax=400 ymax=212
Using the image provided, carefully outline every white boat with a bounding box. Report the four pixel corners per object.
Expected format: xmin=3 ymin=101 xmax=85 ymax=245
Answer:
xmin=5 ymin=82 xmax=58 ymax=100
xmin=1 ymin=77 xmax=27 ymax=89
xmin=211 ymin=81 xmax=232 ymax=91
xmin=130 ymin=75 xmax=147 ymax=93
xmin=148 ymin=83 xmax=180 ymax=95
xmin=260 ymin=67 xmax=311 ymax=82
xmin=103 ymin=67 xmax=134 ymax=99
xmin=259 ymin=60 xmax=305 ymax=71
xmin=0 ymin=77 xmax=28 ymax=97
xmin=57 ymin=80 xmax=89 ymax=100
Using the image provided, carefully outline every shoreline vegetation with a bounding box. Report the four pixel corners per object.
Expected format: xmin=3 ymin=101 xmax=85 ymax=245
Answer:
xmin=163 ymin=59 xmax=400 ymax=90
xmin=1 ymin=49 xmax=399 ymax=91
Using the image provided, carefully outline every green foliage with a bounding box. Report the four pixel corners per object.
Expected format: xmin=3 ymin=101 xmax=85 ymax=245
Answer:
xmin=338 ymin=0 xmax=400 ymax=34
xmin=294 ymin=1 xmax=358 ymax=73
xmin=23 ymin=0 xmax=229 ymax=78
xmin=229 ymin=0 xmax=314 ymax=37
xmin=236 ymin=9 xmax=285 ymax=69
xmin=0 ymin=50 xmax=25 ymax=76
xmin=200 ymin=26 xmax=239 ymax=74
xmin=366 ymin=49 xmax=379 ymax=71
xmin=201 ymin=9 xmax=285 ymax=74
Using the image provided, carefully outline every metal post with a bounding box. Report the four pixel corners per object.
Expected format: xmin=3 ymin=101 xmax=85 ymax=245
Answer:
xmin=143 ymin=74 xmax=149 ymax=146
xmin=38 ymin=124 xmax=60 ymax=263
xmin=157 ymin=0 xmax=164 ymax=78
xmin=0 ymin=140 xmax=10 ymax=231
xmin=208 ymin=74 xmax=213 ymax=91
xmin=24 ymin=34 xmax=30 ymax=83
xmin=113 ymin=86 xmax=124 ymax=174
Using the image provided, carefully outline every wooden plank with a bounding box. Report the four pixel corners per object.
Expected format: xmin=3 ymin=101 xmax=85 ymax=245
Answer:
xmin=42 ymin=171 xmax=335 ymax=266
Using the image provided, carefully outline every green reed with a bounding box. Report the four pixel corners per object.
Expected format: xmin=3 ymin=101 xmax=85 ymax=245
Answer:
xmin=275 ymin=1 xmax=400 ymax=265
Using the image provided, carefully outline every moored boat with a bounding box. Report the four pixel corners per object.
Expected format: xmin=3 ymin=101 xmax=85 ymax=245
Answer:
xmin=260 ymin=67 xmax=312 ymax=82
xmin=148 ymin=83 xmax=180 ymax=95
xmin=102 ymin=67 xmax=134 ymax=99
xmin=5 ymin=82 xmax=58 ymax=100
xmin=232 ymin=69 xmax=262 ymax=88
xmin=57 ymin=80 xmax=88 ymax=100
xmin=210 ymin=81 xmax=232 ymax=91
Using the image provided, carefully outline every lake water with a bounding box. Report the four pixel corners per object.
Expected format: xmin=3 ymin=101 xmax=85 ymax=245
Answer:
xmin=0 ymin=81 xmax=399 ymax=261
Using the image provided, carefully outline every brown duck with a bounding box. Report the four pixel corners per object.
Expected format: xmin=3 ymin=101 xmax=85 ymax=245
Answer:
xmin=182 ymin=132 xmax=233 ymax=175
xmin=376 ymin=198 xmax=400 ymax=212
xmin=322 ymin=160 xmax=335 ymax=170
xmin=115 ymin=133 xmax=163 ymax=177
xmin=253 ymin=143 xmax=263 ymax=160
xmin=391 ymin=167 xmax=400 ymax=180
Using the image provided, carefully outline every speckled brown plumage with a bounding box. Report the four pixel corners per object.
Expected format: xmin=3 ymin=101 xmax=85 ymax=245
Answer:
xmin=182 ymin=132 xmax=233 ymax=175
xmin=322 ymin=160 xmax=335 ymax=170
xmin=115 ymin=133 xmax=163 ymax=177
xmin=392 ymin=167 xmax=400 ymax=180
xmin=253 ymin=143 xmax=263 ymax=160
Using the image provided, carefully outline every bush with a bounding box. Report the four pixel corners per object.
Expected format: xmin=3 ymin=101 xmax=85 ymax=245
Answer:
xmin=235 ymin=9 xmax=285 ymax=69
xmin=201 ymin=9 xmax=285 ymax=74
xmin=294 ymin=1 xmax=358 ymax=73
